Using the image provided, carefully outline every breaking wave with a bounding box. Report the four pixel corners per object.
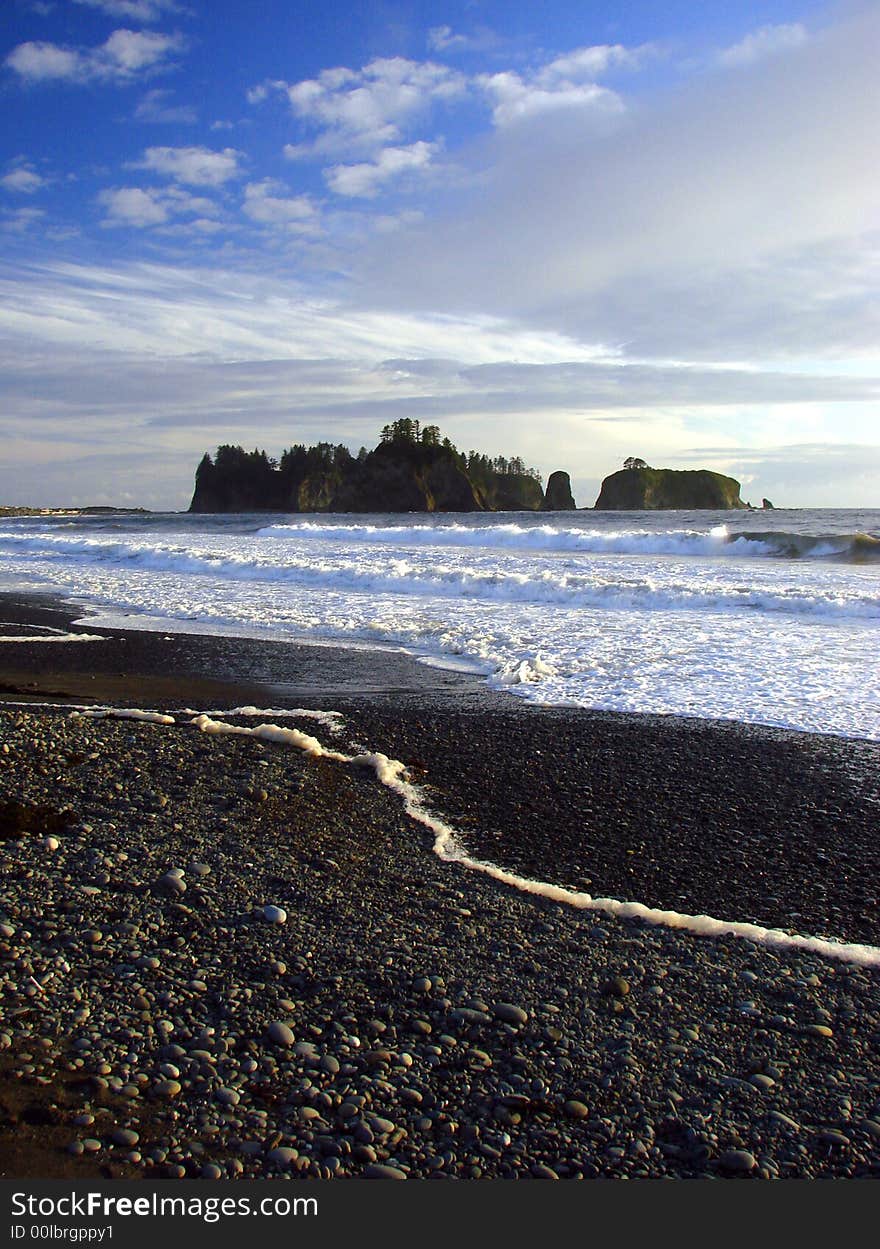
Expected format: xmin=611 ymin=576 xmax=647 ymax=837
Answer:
xmin=0 ymin=529 xmax=876 ymax=620
xmin=258 ymin=521 xmax=880 ymax=563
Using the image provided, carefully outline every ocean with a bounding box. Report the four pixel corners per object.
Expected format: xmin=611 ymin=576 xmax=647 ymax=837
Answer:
xmin=0 ymin=507 xmax=877 ymax=741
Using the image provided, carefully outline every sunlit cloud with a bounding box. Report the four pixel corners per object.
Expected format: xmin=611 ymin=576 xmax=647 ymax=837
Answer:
xmin=132 ymin=145 xmax=242 ymax=186
xmin=5 ymin=28 xmax=185 ymax=84
xmin=324 ymin=141 xmax=439 ymax=198
xmin=1 ymin=161 xmax=48 ymax=193
xmin=718 ymin=22 xmax=808 ymax=67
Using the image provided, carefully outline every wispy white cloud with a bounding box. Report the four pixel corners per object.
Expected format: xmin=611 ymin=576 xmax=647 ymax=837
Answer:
xmin=134 ymin=88 xmax=197 ymax=123
xmin=1 ymin=206 xmax=46 ymax=233
xmin=324 ymin=141 xmax=438 ymax=198
xmin=132 ymin=145 xmax=242 ymax=185
xmin=0 ymin=259 xmax=876 ymax=506
xmin=98 ymin=184 xmax=219 ymax=227
xmin=5 ymin=28 xmax=184 ymax=85
xmin=99 ymin=185 xmax=168 ymax=227
xmin=1 ymin=161 xmax=47 ymax=194
xmin=539 ymin=42 xmax=650 ymax=81
xmin=427 ymin=25 xmax=497 ymax=54
xmin=477 ymin=42 xmax=650 ymax=127
xmin=478 ymin=71 xmax=622 ymax=126
xmin=719 ymin=22 xmax=808 ymax=68
xmin=72 ymin=0 xmax=185 ymax=21
xmin=241 ymin=180 xmax=320 ymax=232
xmin=251 ymin=57 xmax=466 ymax=153
xmin=359 ymin=9 xmax=880 ymax=363
xmin=21 ymin=1 xmax=56 ymax=15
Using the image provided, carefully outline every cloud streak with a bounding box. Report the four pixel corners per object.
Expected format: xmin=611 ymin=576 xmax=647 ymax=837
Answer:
xmin=0 ymin=258 xmax=877 ymax=507
xmin=72 ymin=0 xmax=185 ymax=22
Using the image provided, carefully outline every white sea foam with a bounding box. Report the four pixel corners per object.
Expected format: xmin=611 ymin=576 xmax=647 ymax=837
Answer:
xmin=193 ymin=705 xmax=344 ymax=732
xmin=8 ymin=695 xmax=875 ymax=966
xmin=0 ymin=510 xmax=877 ymax=740
xmin=0 ymin=621 xmax=105 ymax=644
xmin=70 ymin=707 xmax=177 ymax=725
xmin=259 ymin=519 xmax=758 ymax=558
xmin=185 ymin=711 xmax=880 ymax=968
xmin=0 ymin=633 xmax=104 ymax=643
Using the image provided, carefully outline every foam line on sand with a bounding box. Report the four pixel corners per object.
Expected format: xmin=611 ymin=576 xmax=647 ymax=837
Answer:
xmin=185 ymin=712 xmax=880 ymax=970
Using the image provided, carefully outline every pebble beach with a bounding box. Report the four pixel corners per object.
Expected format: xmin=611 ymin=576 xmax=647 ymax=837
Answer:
xmin=1 ymin=595 xmax=880 ymax=1180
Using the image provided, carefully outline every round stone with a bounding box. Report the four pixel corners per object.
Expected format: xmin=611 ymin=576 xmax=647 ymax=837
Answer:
xmin=492 ymin=1003 xmax=529 ymax=1025
xmin=154 ymin=874 xmax=186 ymax=897
xmin=267 ymin=1147 xmax=298 ymax=1169
xmin=112 ymin=1128 xmax=139 ymax=1147
xmin=267 ymin=1021 xmax=295 ymax=1047
xmin=719 ymin=1149 xmax=756 ymax=1173
xmin=364 ymin=1163 xmax=407 ymax=1179
xmin=564 ymin=1100 xmax=590 ymax=1120
xmin=263 ymin=905 xmax=287 ymax=924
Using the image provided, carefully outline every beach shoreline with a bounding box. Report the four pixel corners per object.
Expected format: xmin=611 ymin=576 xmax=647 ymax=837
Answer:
xmin=1 ymin=590 xmax=879 ymax=1179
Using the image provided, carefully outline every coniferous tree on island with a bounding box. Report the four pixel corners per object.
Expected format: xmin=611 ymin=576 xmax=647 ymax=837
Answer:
xmin=190 ymin=422 xmax=552 ymax=514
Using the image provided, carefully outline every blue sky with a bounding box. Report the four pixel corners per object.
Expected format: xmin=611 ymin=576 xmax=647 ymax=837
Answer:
xmin=1 ymin=0 xmax=877 ymax=508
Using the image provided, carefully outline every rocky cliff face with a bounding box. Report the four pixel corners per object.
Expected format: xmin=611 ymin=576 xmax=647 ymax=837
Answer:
xmin=189 ymin=433 xmax=547 ymax=514
xmin=541 ymin=470 xmax=577 ymax=511
xmin=594 ymin=467 xmax=747 ymax=510
xmin=482 ymin=473 xmax=544 ymax=511
xmin=334 ymin=447 xmax=484 ymax=512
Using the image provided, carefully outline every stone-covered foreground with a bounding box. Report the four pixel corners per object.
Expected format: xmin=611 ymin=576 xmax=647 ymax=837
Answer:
xmin=1 ymin=708 xmax=879 ymax=1179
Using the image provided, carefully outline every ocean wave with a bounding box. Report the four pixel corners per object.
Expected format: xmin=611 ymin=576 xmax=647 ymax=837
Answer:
xmin=0 ymin=528 xmax=877 ymax=620
xmin=257 ymin=521 xmax=880 ymax=563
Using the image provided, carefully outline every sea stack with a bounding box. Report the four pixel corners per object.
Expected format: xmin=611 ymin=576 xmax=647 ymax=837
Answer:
xmin=594 ymin=466 xmax=747 ymax=510
xmin=541 ymin=470 xmax=577 ymax=511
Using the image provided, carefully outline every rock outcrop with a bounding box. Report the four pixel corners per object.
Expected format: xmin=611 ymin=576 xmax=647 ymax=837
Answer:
xmin=594 ymin=467 xmax=747 ymax=510
xmin=189 ymin=424 xmax=549 ymax=514
xmin=541 ymin=471 xmax=577 ymax=511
